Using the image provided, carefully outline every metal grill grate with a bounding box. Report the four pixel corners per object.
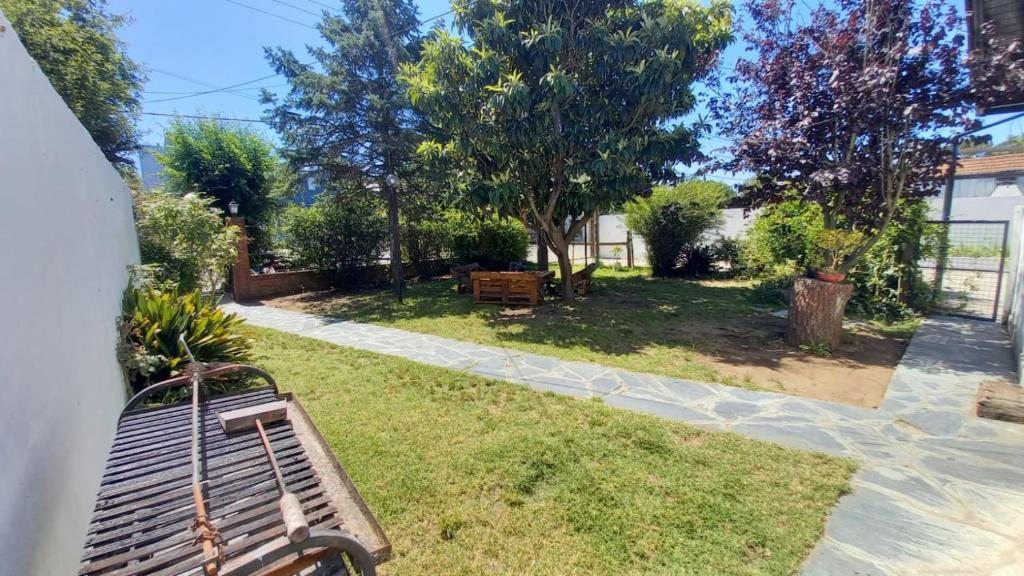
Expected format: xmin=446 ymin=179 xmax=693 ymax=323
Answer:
xmin=79 ymin=387 xmax=389 ymax=576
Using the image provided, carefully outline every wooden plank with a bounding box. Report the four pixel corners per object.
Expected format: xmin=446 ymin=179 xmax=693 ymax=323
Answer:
xmin=977 ymin=379 xmax=1024 ymax=424
xmin=218 ymin=400 xmax=288 ymax=433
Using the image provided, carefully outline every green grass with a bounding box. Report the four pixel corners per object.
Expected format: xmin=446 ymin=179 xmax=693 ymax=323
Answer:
xmin=287 ymin=267 xmax=782 ymax=390
xmin=249 ymin=326 xmax=855 ymax=575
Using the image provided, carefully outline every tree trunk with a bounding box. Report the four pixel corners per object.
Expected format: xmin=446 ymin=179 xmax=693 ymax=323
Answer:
xmin=787 ymin=277 xmax=853 ymax=350
xmin=385 ymin=182 xmax=404 ymax=303
xmin=556 ymin=249 xmax=575 ymax=302
xmin=535 ymin=224 xmax=549 ymax=271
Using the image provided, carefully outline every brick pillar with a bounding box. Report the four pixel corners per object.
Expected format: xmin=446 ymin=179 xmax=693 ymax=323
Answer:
xmin=229 ymin=216 xmax=251 ymax=300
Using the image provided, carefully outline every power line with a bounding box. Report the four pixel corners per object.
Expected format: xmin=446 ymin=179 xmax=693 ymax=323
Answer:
xmin=141 ymin=112 xmax=269 ymax=123
xmin=304 ymin=0 xmax=337 ymax=11
xmin=144 ymin=83 xmax=290 ymax=96
xmin=145 ymin=73 xmax=281 ymax=103
xmin=223 ymin=0 xmax=317 ymax=29
xmin=148 ymin=2 xmax=470 ymax=105
xmin=269 ymin=0 xmax=322 ymax=18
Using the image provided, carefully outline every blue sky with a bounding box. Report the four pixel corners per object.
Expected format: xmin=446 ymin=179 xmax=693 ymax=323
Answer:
xmin=110 ymin=0 xmax=1023 ymax=182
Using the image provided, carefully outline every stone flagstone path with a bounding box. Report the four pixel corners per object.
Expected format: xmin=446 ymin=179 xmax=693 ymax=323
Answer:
xmin=223 ymin=301 xmax=1024 ymax=575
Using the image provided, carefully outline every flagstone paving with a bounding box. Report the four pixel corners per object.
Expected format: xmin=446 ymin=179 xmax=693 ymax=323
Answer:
xmin=224 ymin=300 xmax=1024 ymax=575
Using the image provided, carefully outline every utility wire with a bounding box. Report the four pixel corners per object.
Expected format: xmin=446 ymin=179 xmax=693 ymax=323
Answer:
xmin=269 ymin=0 xmax=322 ymax=18
xmin=304 ymin=0 xmax=338 ymax=11
xmin=143 ymin=1 xmax=470 ymax=105
xmin=141 ymin=112 xmax=269 ymax=123
xmin=145 ymin=73 xmax=281 ymax=103
xmin=223 ymin=0 xmax=317 ymax=29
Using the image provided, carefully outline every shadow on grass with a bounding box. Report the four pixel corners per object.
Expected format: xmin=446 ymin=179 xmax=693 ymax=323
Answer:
xmin=274 ymin=269 xmax=908 ymax=373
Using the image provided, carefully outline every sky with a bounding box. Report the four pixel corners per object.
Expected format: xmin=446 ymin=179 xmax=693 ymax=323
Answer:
xmin=109 ymin=0 xmax=1024 ymax=183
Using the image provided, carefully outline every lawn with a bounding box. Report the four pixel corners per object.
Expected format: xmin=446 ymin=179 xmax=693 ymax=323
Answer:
xmin=248 ymin=325 xmax=855 ymax=575
xmin=265 ymin=267 xmax=915 ymax=407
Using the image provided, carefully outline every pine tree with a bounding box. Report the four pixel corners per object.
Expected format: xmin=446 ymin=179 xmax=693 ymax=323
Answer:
xmin=264 ymin=0 xmax=422 ymax=301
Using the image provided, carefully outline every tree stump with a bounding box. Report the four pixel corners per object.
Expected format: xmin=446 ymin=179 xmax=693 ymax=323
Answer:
xmin=787 ymin=277 xmax=854 ymax=350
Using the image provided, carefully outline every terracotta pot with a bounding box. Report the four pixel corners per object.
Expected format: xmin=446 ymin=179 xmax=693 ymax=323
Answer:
xmin=815 ymin=270 xmax=847 ymax=283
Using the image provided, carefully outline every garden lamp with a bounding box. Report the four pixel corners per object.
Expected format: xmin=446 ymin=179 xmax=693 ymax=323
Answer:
xmin=385 ymin=173 xmax=400 ymax=188
xmin=228 ymin=199 xmax=240 ymax=215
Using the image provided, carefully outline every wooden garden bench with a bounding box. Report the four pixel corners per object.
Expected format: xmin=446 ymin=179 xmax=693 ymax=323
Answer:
xmin=471 ymin=271 xmax=551 ymax=305
xmin=451 ymin=262 xmax=484 ymax=294
xmin=571 ymin=263 xmax=599 ymax=297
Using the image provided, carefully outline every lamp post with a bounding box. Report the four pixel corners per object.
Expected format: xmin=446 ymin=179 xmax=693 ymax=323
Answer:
xmin=384 ymin=173 xmax=405 ymax=303
xmin=228 ymin=200 xmax=240 ymax=216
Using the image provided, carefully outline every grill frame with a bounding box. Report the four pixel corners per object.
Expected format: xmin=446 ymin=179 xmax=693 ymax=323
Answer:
xmin=79 ymin=385 xmax=390 ymax=576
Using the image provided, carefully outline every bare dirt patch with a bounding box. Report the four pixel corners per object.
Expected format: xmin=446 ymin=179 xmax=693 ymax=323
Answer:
xmin=688 ymin=316 xmax=906 ymax=408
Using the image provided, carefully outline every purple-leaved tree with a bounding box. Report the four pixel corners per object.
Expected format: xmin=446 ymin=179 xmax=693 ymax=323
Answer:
xmin=712 ymin=0 xmax=1024 ymax=348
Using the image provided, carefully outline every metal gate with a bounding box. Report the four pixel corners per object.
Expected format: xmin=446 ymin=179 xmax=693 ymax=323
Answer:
xmin=920 ymin=220 xmax=1009 ymax=321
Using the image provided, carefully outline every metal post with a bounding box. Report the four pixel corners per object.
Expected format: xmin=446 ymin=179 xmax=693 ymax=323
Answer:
xmin=994 ymin=221 xmax=1010 ymax=321
xmin=934 ymin=139 xmax=958 ymax=297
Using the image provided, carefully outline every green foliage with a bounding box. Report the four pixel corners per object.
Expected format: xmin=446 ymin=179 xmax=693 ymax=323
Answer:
xmin=0 ymin=0 xmax=143 ymax=171
xmin=813 ymin=229 xmax=865 ymax=273
xmin=279 ymin=195 xmax=389 ymax=283
xmin=133 ymin=190 xmax=239 ymax=293
xmin=445 ymin=212 xmax=530 ymax=268
xmin=743 ymin=201 xmax=823 ymax=276
xmin=118 ymin=282 xmax=251 ymax=392
xmin=848 ymin=202 xmax=936 ymax=321
xmin=158 ymin=118 xmax=279 ymax=252
xmin=403 ymin=0 xmax=732 ymax=296
xmin=624 ymin=182 xmax=729 ymax=276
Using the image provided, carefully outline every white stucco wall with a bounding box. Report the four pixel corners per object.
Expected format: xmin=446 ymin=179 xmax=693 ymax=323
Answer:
xmin=0 ymin=12 xmax=139 ymax=576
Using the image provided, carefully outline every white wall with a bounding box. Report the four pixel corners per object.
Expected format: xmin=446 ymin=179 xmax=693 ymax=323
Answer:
xmin=0 ymin=13 xmax=139 ymax=576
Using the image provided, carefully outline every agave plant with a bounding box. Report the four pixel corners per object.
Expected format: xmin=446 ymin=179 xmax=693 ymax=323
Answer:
xmin=118 ymin=285 xmax=252 ymax=392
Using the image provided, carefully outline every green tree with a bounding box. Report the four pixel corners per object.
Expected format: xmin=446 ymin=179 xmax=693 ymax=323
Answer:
xmin=279 ymin=195 xmax=389 ymax=284
xmin=133 ymin=191 xmax=239 ymax=293
xmin=264 ymin=0 xmax=425 ymax=302
xmin=0 ymin=0 xmax=144 ymax=172
xmin=157 ymin=118 xmax=279 ymax=253
xmin=624 ymin=181 xmax=729 ymax=276
xmin=403 ymin=0 xmax=732 ymax=299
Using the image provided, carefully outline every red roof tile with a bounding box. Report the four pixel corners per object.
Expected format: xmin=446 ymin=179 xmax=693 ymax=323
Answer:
xmin=952 ymin=153 xmax=1024 ymax=176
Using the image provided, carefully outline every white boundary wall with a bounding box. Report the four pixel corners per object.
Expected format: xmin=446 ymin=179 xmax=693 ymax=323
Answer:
xmin=0 ymin=12 xmax=139 ymax=575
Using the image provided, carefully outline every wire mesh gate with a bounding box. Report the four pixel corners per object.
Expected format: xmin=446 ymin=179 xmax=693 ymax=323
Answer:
xmin=920 ymin=220 xmax=1009 ymax=321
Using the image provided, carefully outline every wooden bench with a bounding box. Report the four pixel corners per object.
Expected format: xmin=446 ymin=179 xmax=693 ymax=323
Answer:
xmin=451 ymin=262 xmax=484 ymax=294
xmin=471 ymin=271 xmax=550 ymax=305
xmin=571 ymin=263 xmax=599 ymax=297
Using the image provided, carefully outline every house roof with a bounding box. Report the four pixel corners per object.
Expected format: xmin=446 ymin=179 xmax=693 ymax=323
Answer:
xmin=954 ymin=153 xmax=1024 ymax=177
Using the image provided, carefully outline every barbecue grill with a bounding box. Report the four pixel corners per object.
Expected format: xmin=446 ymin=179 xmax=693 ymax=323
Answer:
xmin=78 ymin=364 xmax=390 ymax=576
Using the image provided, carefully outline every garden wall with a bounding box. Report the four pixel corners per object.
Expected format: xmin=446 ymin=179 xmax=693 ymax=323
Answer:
xmin=0 ymin=13 xmax=140 ymax=576
xmin=1003 ymin=206 xmax=1024 ymax=384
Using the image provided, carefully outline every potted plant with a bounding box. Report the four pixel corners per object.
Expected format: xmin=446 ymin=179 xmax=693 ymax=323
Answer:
xmin=812 ymin=229 xmax=863 ymax=283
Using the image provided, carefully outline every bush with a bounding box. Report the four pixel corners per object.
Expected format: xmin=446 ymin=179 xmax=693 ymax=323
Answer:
xmin=118 ymin=280 xmax=251 ymax=393
xmin=711 ymin=236 xmax=746 ymax=277
xmin=444 ymin=211 xmax=529 ymax=269
xmin=624 ymin=182 xmax=728 ymax=276
xmin=403 ymin=217 xmax=455 ymax=278
xmin=279 ymin=195 xmax=389 ymax=284
xmin=134 ymin=190 xmax=239 ymax=292
xmin=743 ymin=200 xmax=823 ymax=276
xmin=848 ymin=202 xmax=936 ymax=321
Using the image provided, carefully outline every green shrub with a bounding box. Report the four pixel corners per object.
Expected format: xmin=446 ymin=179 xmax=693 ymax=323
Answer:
xmin=711 ymin=236 xmax=746 ymax=277
xmin=848 ymin=202 xmax=936 ymax=321
xmin=134 ymin=190 xmax=239 ymax=292
xmin=444 ymin=211 xmax=529 ymax=268
xmin=118 ymin=282 xmax=252 ymax=393
xmin=279 ymin=195 xmax=389 ymax=283
xmin=743 ymin=200 xmax=823 ymax=276
xmin=624 ymin=182 xmax=728 ymax=276
xmin=403 ymin=216 xmax=456 ymax=278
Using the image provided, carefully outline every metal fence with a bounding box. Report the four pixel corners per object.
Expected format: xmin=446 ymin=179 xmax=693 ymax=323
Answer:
xmin=920 ymin=220 xmax=1009 ymax=321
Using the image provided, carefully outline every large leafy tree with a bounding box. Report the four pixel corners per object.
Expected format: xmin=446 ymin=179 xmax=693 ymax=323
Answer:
xmin=264 ymin=0 xmax=424 ymax=302
xmin=158 ymin=118 xmax=279 ymax=253
xmin=712 ymin=0 xmax=1024 ymax=346
xmin=403 ymin=0 xmax=732 ymax=300
xmin=0 ymin=0 xmax=143 ymax=172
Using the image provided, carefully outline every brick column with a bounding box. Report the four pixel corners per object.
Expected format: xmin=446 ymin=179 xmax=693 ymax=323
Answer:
xmin=229 ymin=216 xmax=251 ymax=301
